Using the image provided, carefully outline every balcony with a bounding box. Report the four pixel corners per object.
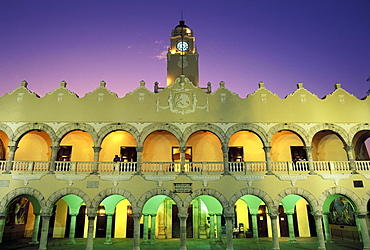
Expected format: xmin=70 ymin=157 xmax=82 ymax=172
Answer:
xmin=1 ymin=160 xmax=369 ymax=175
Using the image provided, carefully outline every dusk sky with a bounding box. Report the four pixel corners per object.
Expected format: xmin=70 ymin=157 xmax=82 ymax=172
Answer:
xmin=1 ymin=1 xmax=369 ymax=98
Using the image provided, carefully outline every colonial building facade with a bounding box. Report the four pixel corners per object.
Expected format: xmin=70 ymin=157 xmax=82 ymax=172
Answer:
xmin=0 ymin=21 xmax=369 ymax=250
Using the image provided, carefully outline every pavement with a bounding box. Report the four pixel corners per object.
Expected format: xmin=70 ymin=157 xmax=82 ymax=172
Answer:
xmin=0 ymin=237 xmax=363 ymax=250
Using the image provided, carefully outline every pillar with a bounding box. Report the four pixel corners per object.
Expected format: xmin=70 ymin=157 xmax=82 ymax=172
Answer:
xmin=344 ymin=145 xmax=357 ymax=174
xmin=92 ymin=146 xmax=102 ymax=174
xmin=38 ymin=214 xmax=51 ymax=250
xmin=216 ymin=214 xmax=223 ymax=243
xmin=5 ymin=145 xmax=17 ymax=173
xmin=263 ymin=146 xmax=273 ymax=175
xmin=224 ymin=213 xmax=234 ymax=250
xmin=180 ymin=146 xmax=186 ymax=174
xmin=86 ymin=215 xmax=95 ymax=250
xmin=132 ymin=213 xmax=142 ymax=250
xmin=66 ymin=213 xmax=77 ymax=244
xmin=0 ymin=213 xmax=7 ymax=244
xmin=136 ymin=147 xmax=143 ymax=174
xmin=142 ymin=214 xmax=149 ymax=244
xmin=49 ymin=145 xmax=59 ymax=172
xmin=322 ymin=213 xmax=333 ymax=243
xmin=313 ymin=213 xmax=326 ymax=250
xmin=251 ymin=214 xmax=259 ymax=243
xmin=104 ymin=213 xmax=113 ymax=245
xmin=150 ymin=214 xmax=157 ymax=244
xmin=286 ymin=213 xmax=297 ymax=243
xmin=222 ymin=145 xmax=230 ymax=175
xmin=304 ymin=146 xmax=316 ymax=174
xmin=209 ymin=214 xmax=215 ymax=244
xmin=29 ymin=213 xmax=41 ymax=244
xmin=178 ymin=213 xmax=188 ymax=250
xmin=357 ymin=213 xmax=370 ymax=249
xmin=270 ymin=214 xmax=280 ymax=250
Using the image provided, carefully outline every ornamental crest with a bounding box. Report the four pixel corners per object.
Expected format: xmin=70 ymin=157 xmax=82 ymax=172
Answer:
xmin=156 ymin=77 xmax=208 ymax=115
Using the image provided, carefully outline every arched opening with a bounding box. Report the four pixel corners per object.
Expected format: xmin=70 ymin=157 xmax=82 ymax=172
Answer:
xmin=312 ymin=131 xmax=347 ymax=161
xmin=56 ymin=130 xmax=94 ymax=171
xmin=0 ymin=131 xmax=9 ymax=161
xmin=352 ymin=130 xmax=370 ymax=160
xmin=99 ymin=131 xmax=137 ymax=172
xmin=228 ymin=131 xmax=265 ymax=171
xmin=3 ymin=195 xmax=41 ymax=243
xmin=142 ymin=130 xmax=180 ymax=172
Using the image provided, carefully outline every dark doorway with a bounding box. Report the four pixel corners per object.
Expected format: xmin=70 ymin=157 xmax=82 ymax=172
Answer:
xmin=95 ymin=206 xmax=106 ymax=238
xmin=57 ymin=146 xmax=72 ymax=161
xmin=75 ymin=206 xmax=86 ymax=238
xmin=257 ymin=205 xmax=268 ymax=237
xmin=306 ymin=205 xmax=317 ymax=237
xmin=279 ymin=205 xmax=289 ymax=237
xmin=290 ymin=146 xmax=307 ymax=161
xmin=228 ymin=147 xmax=244 ymax=162
xmin=172 ymin=205 xmax=193 ymax=238
xmin=126 ymin=205 xmax=134 ymax=238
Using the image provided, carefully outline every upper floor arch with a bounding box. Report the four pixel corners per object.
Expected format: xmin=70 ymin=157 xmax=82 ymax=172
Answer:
xmin=183 ymin=123 xmax=226 ymax=147
xmin=308 ymin=124 xmax=349 ymax=145
xmin=97 ymin=123 xmax=140 ymax=146
xmin=56 ymin=123 xmax=98 ymax=145
xmin=0 ymin=123 xmax=14 ymax=142
xmin=13 ymin=123 xmax=56 ymax=145
xmin=139 ymin=123 xmax=183 ymax=146
xmin=225 ymin=123 xmax=268 ymax=146
xmin=267 ymin=123 xmax=309 ymax=146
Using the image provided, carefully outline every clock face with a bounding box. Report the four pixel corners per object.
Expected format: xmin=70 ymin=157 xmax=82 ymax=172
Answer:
xmin=176 ymin=41 xmax=189 ymax=52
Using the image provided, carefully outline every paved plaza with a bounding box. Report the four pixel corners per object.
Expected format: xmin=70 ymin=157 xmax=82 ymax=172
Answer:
xmin=0 ymin=237 xmax=363 ymax=250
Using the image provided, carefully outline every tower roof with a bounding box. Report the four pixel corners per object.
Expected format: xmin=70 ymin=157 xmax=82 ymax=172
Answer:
xmin=172 ymin=20 xmax=192 ymax=36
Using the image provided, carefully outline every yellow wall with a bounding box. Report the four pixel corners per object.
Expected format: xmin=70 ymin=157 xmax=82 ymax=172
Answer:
xmin=312 ymin=131 xmax=347 ymax=161
xmin=296 ymin=198 xmax=310 ymax=237
xmin=60 ymin=131 xmax=94 ymax=161
xmin=235 ymin=199 xmax=250 ymax=231
xmin=114 ymin=199 xmax=130 ymax=238
xmin=100 ymin=131 xmax=136 ymax=161
xmin=271 ymin=131 xmax=304 ymax=161
xmin=142 ymin=131 xmax=179 ymax=162
xmin=15 ymin=131 xmax=51 ymax=161
xmin=229 ymin=131 xmax=265 ymax=161
xmin=53 ymin=199 xmax=68 ymax=238
xmin=187 ymin=131 xmax=222 ymax=162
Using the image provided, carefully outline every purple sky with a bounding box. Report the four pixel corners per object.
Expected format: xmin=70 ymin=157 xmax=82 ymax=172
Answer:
xmin=1 ymin=0 xmax=369 ymax=98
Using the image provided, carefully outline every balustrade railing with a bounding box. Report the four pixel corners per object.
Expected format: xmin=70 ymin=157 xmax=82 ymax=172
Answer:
xmin=0 ymin=160 xmax=6 ymax=171
xmin=11 ymin=161 xmax=50 ymax=172
xmin=229 ymin=162 xmax=267 ymax=172
xmin=313 ymin=161 xmax=351 ymax=172
xmin=2 ymin=160 xmax=369 ymax=175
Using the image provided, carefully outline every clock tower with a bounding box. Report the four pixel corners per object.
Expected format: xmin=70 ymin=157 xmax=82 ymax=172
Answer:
xmin=167 ymin=20 xmax=199 ymax=87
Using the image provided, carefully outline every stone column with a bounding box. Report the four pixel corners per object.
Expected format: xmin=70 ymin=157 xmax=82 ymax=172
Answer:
xmin=150 ymin=214 xmax=157 ymax=244
xmin=67 ymin=213 xmax=77 ymax=244
xmin=287 ymin=213 xmax=297 ymax=243
xmin=39 ymin=214 xmax=51 ymax=250
xmin=304 ymin=146 xmax=315 ymax=174
xmin=344 ymin=145 xmax=357 ymax=174
xmin=180 ymin=146 xmax=186 ymax=174
xmin=269 ymin=214 xmax=280 ymax=250
xmin=49 ymin=145 xmax=59 ymax=172
xmin=0 ymin=213 xmax=7 ymax=244
xmin=209 ymin=214 xmax=215 ymax=244
xmin=222 ymin=145 xmax=230 ymax=175
xmin=86 ymin=215 xmax=96 ymax=250
xmin=313 ymin=213 xmax=326 ymax=250
xmin=136 ymin=147 xmax=143 ymax=174
xmin=357 ymin=213 xmax=370 ymax=249
xmin=216 ymin=214 xmax=223 ymax=243
xmin=263 ymin=146 xmax=273 ymax=175
xmin=178 ymin=213 xmax=188 ymax=250
xmin=5 ymin=145 xmax=17 ymax=173
xmin=142 ymin=214 xmax=149 ymax=244
xmin=132 ymin=213 xmax=142 ymax=250
xmin=104 ymin=213 xmax=113 ymax=245
xmin=322 ymin=213 xmax=333 ymax=243
xmin=92 ymin=146 xmax=102 ymax=174
xmin=224 ymin=213 xmax=234 ymax=250
xmin=29 ymin=213 xmax=41 ymax=244
xmin=251 ymin=213 xmax=259 ymax=243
